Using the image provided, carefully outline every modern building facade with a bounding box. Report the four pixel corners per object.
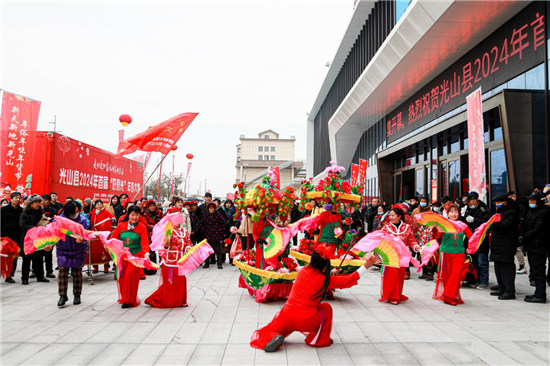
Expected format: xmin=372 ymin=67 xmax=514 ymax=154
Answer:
xmin=308 ymin=0 xmax=549 ymax=204
xmin=235 ymin=130 xmax=304 ymax=189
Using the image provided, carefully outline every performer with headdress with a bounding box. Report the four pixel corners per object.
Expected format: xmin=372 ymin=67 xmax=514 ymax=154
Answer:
xmin=433 ymin=204 xmax=472 ymax=305
xmin=250 ymin=244 xmax=377 ymax=352
xmin=111 ymin=205 xmax=150 ymax=308
xmin=380 ymin=206 xmax=419 ymax=305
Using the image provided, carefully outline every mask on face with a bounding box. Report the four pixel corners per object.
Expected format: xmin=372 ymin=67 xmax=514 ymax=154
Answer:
xmin=377 ymin=212 xmax=383 ymax=216
xmin=529 ymin=203 xmax=536 ymax=209
xmin=420 ymin=202 xmax=427 ymax=208
xmin=496 ymin=203 xmax=504 ymax=210
xmin=469 ymin=205 xmax=477 ymax=209
xmin=70 ymin=213 xmax=79 ymax=219
xmin=95 ymin=209 xmax=101 ymax=214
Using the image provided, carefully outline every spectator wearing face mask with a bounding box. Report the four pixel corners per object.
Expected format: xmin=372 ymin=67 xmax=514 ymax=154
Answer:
xmin=508 ymin=191 xmax=527 ymax=274
xmin=412 ymin=197 xmax=436 ymax=281
xmin=461 ymin=192 xmax=491 ymax=289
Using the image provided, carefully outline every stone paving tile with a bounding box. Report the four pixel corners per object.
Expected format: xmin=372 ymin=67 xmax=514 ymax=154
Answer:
xmin=1 ymin=261 xmax=548 ymax=366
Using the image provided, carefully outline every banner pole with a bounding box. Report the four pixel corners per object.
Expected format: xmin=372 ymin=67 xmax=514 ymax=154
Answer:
xmin=170 ymin=154 xmax=175 ymax=196
xmin=130 ymin=153 xmax=168 ymax=203
xmin=157 ymin=155 xmax=165 ymax=202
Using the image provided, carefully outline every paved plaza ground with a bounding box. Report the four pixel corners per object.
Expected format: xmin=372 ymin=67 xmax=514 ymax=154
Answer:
xmin=1 ymin=261 xmax=549 ymax=366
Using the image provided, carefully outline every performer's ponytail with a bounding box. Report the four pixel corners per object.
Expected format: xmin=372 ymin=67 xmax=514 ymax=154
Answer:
xmin=310 ymin=251 xmax=332 ymax=302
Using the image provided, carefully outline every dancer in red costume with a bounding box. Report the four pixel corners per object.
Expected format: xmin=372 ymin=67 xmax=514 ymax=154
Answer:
xmin=379 ymin=207 xmax=419 ymax=305
xmin=250 ymin=245 xmax=378 ymax=352
xmin=111 ymin=206 xmax=150 ymax=308
xmin=145 ymin=225 xmax=192 ymax=308
xmin=433 ymin=204 xmax=472 ymax=306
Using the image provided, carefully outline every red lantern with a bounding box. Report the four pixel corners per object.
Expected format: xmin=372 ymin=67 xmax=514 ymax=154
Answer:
xmin=186 ymin=153 xmax=194 ymax=160
xmin=119 ymin=114 xmax=132 ymax=127
xmin=171 ymin=145 xmax=178 ymax=152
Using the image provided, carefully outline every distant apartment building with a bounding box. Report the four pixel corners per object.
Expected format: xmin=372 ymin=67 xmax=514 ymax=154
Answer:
xmin=236 ymin=130 xmax=304 ymax=189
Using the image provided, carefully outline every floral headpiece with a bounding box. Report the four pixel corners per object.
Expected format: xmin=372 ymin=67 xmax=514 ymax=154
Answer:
xmin=313 ymin=244 xmax=336 ymax=260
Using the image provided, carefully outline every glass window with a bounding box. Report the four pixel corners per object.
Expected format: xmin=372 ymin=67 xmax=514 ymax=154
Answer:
xmin=405 ymin=149 xmax=416 ymax=166
xmin=448 ymin=159 xmax=460 ymax=202
xmin=264 ymin=135 xmax=269 ymax=139
xmin=395 ymin=174 xmax=402 ymax=203
xmin=490 ymin=149 xmax=507 ymax=200
xmin=237 ymin=147 xmax=241 ymax=153
xmin=258 ymin=146 xmax=263 ymax=152
xmin=237 ymin=157 xmax=241 ymax=162
xmin=265 ymin=146 xmax=269 ymax=151
xmin=450 ymin=134 xmax=460 ymax=154
xmin=258 ymin=155 xmax=262 ymax=160
xmin=265 ymin=155 xmax=269 ymax=160
xmin=416 ymin=168 xmax=424 ymax=197
xmin=462 ymin=131 xmax=469 ymax=150
xmin=441 ymin=139 xmax=447 ymax=156
xmin=526 ymin=64 xmax=545 ymax=90
xmin=484 ymin=121 xmax=489 ymax=143
xmin=271 ymin=147 xmax=275 ymax=152
xmin=418 ymin=147 xmax=425 ymax=163
xmin=271 ymin=155 xmax=275 ymax=160
xmin=493 ymin=115 xmax=503 ymax=141
xmin=507 ymin=73 xmax=526 ymax=89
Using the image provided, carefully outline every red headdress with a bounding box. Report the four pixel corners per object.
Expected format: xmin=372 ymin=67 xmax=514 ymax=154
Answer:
xmin=313 ymin=243 xmax=336 ymax=260
xmin=392 ymin=203 xmax=408 ymax=213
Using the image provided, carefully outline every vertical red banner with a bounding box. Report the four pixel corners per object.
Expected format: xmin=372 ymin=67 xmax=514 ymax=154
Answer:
xmin=359 ymin=158 xmax=368 ymax=185
xmin=0 ymin=91 xmax=41 ymax=192
xmin=466 ymin=88 xmax=486 ymax=202
xmin=351 ymin=163 xmax=359 ymax=185
xmin=118 ymin=130 xmax=125 ymax=143
xmin=273 ymin=167 xmax=280 ymax=190
xmin=143 ymin=152 xmax=152 ymax=170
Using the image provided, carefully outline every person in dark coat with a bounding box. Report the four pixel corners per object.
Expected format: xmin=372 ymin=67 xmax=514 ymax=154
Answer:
xmin=519 ymin=192 xmax=549 ymax=303
xmin=290 ymin=202 xmax=301 ymax=246
xmin=0 ymin=192 xmax=23 ymax=283
xmin=461 ymin=191 xmax=491 ymax=289
xmin=489 ymin=193 xmax=519 ymax=300
xmin=55 ymin=201 xmax=89 ymax=306
xmin=200 ymin=202 xmax=227 ymax=269
xmin=362 ymin=198 xmax=381 ymax=233
xmin=40 ymin=194 xmax=56 ymax=279
xmin=197 ymin=192 xmax=212 ymax=220
xmin=49 ymin=192 xmax=63 ymax=214
xmin=19 ymin=194 xmax=50 ymax=285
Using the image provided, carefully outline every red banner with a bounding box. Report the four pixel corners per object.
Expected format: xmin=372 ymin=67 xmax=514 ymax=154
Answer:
xmin=144 ymin=152 xmax=152 ymax=170
xmin=359 ymin=159 xmax=368 ymax=185
xmin=0 ymin=91 xmax=41 ymax=192
xmin=466 ymin=88 xmax=486 ymax=202
xmin=32 ymin=133 xmax=144 ymax=201
xmin=351 ymin=163 xmax=359 ymax=185
xmin=273 ymin=167 xmax=281 ymax=190
xmin=183 ymin=161 xmax=192 ymax=197
xmin=118 ymin=129 xmax=125 ymax=143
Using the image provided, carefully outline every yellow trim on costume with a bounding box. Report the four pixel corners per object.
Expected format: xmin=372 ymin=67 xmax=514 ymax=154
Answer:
xmin=306 ymin=191 xmax=361 ymax=203
xmin=234 ymin=259 xmax=298 ymax=280
xmin=290 ymin=250 xmax=366 ymax=267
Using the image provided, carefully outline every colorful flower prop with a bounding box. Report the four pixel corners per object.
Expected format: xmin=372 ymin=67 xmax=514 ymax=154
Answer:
xmin=176 ymin=239 xmax=214 ymax=275
xmin=352 ymin=231 xmax=419 ymax=268
xmin=299 ymin=178 xmax=315 ymax=211
xmin=150 ymin=212 xmax=185 ymax=251
xmin=299 ymin=161 xmax=363 ymax=211
xmin=298 ymin=238 xmax=315 ymax=255
xmin=244 ymin=180 xmax=280 ymax=221
xmin=54 ymin=215 xmax=96 ymax=240
xmin=414 ymin=212 xmax=468 ymax=233
xmin=232 ymin=181 xmax=248 ymax=220
xmin=23 ymin=222 xmax=65 ymax=255
xmin=230 ymin=226 xmax=238 ymax=234
xmin=415 ymin=239 xmax=440 ymax=273
xmin=277 ymin=186 xmax=295 ymax=221
xmin=467 ymin=214 xmax=501 ymax=254
xmin=1 ymin=237 xmax=20 ymax=279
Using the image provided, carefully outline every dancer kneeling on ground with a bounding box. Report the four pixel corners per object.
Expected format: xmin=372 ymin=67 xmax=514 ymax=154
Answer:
xmin=111 ymin=205 xmax=150 ymax=308
xmin=250 ymin=245 xmax=378 ymax=352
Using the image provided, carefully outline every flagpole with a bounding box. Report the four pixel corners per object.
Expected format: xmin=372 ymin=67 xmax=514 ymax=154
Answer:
xmin=130 ymin=153 xmax=168 ymax=203
xmin=157 ymin=155 xmax=165 ymax=201
xmin=170 ymin=154 xmax=175 ymax=196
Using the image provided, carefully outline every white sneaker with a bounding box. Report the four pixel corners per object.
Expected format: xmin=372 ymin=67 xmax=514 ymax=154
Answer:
xmin=517 ymin=267 xmax=527 ymax=274
xmin=476 ymin=284 xmax=489 ymax=290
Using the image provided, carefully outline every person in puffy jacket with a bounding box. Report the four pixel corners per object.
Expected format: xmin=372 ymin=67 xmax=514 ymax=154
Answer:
xmin=55 ymin=201 xmax=88 ymax=307
xmin=489 ymin=193 xmax=519 ymax=300
xmin=519 ymin=192 xmax=549 ymax=303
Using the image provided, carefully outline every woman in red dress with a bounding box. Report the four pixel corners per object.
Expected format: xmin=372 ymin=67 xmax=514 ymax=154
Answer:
xmin=250 ymin=245 xmax=377 ymax=352
xmin=90 ymin=200 xmax=115 ymax=274
xmin=145 ymin=225 xmax=191 ymax=308
xmin=111 ymin=206 xmax=150 ymax=308
xmin=380 ymin=207 xmax=419 ymax=305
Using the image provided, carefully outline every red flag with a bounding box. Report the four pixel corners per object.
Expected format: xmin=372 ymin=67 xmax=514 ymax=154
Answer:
xmin=117 ymin=112 xmax=198 ymax=156
xmin=0 ymin=91 xmax=41 ymax=191
xmin=273 ymin=167 xmax=280 ymax=190
xmin=351 ymin=163 xmax=359 ymax=185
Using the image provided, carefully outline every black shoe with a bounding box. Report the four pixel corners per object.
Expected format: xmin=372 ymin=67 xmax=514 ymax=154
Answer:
xmin=22 ymin=279 xmax=29 ymax=285
xmin=530 ymin=280 xmax=536 ymax=287
xmin=490 ymin=291 xmax=503 ymax=296
xmin=29 ymin=272 xmax=36 ymax=279
xmin=490 ymin=285 xmax=499 ymax=291
xmin=425 ymin=275 xmax=434 ymax=281
xmin=210 ymin=259 xmax=216 ymax=264
xmin=218 ymin=265 xmax=223 ymax=269
xmin=46 ymin=272 xmax=56 ymax=279
xmin=524 ymin=296 xmax=546 ymax=303
xmin=524 ymin=294 xmax=535 ymax=300
xmin=498 ymin=294 xmax=516 ymax=300
xmin=58 ymin=295 xmax=69 ymax=307
xmin=264 ymin=335 xmax=284 ymax=352
xmin=5 ymin=277 xmax=15 ymax=283
xmin=73 ymin=296 xmax=81 ymax=305
xmin=203 ymin=264 xmax=210 ymax=269
xmin=37 ymin=277 xmax=49 ymax=283
xmin=121 ymin=303 xmax=130 ymax=309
